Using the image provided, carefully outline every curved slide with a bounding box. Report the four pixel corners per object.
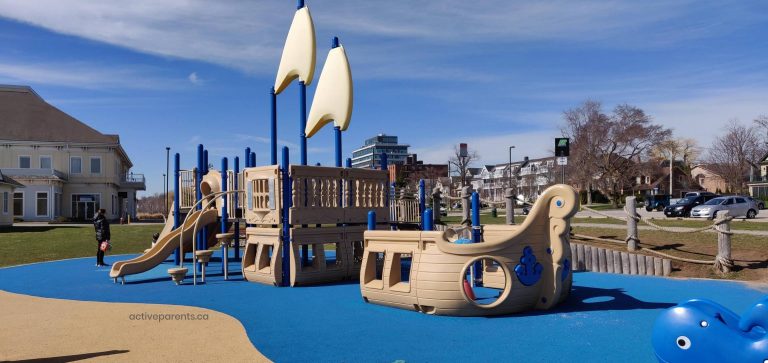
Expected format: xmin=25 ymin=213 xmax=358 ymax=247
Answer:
xmin=110 ymin=209 xmax=219 ymax=279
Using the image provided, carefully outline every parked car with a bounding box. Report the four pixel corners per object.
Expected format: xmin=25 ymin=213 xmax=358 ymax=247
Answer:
xmin=747 ymin=197 xmax=765 ymax=210
xmin=690 ymin=196 xmax=758 ymax=219
xmin=684 ymin=191 xmax=718 ymax=198
xmin=645 ymin=194 xmax=671 ymax=212
xmin=663 ymin=194 xmax=720 ymax=218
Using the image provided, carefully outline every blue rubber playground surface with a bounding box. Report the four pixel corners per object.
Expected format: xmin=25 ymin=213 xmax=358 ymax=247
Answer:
xmin=1 ymin=251 xmax=765 ymax=362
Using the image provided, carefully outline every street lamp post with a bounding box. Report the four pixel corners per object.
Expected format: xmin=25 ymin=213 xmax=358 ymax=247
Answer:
xmin=165 ymin=147 xmax=170 ymax=215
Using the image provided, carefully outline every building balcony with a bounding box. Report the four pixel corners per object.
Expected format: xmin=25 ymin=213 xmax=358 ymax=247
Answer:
xmin=2 ymin=168 xmax=68 ymax=181
xmin=120 ymin=173 xmax=146 ymax=190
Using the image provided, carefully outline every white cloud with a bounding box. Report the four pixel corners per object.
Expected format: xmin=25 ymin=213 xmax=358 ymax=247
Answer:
xmin=187 ymin=72 xmax=201 ymax=85
xmin=0 ymin=59 xmax=186 ymax=89
xmin=0 ymin=0 xmax=762 ymax=76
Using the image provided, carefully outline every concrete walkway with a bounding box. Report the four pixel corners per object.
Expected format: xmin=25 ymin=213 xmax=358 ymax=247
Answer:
xmin=572 ymin=222 xmax=768 ymax=236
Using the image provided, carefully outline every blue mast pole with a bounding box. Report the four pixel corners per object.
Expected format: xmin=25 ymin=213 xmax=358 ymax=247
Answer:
xmin=250 ymin=152 xmax=256 ymax=168
xmin=297 ymin=0 xmax=304 ymax=9
xmin=280 ymin=146 xmax=292 ymax=287
xmin=300 ymin=81 xmax=307 ymax=165
xmin=234 ymin=156 xmax=240 ymax=260
xmin=244 ymin=147 xmax=251 ymax=168
xmin=270 ymin=87 xmax=277 ymax=165
xmin=334 ymin=127 xmax=342 ymax=167
xmin=381 ymin=153 xmax=389 ymax=207
xmin=173 ymin=153 xmax=181 ymax=265
xmin=220 ymin=157 xmax=228 ymax=274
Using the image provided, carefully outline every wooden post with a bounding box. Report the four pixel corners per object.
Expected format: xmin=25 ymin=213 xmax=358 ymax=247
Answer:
xmin=626 ymin=196 xmax=639 ymax=251
xmin=606 ymin=249 xmax=614 ymax=273
xmin=654 ymin=257 xmax=663 ymax=276
xmin=629 ymin=253 xmax=638 ymax=275
xmin=715 ymin=210 xmax=733 ymax=273
xmin=637 ymin=255 xmax=646 ymax=275
xmin=662 ymin=259 xmax=672 ymax=276
xmin=598 ymin=248 xmax=607 ymax=273
xmin=620 ymin=252 xmax=630 ymax=274
xmin=461 ymin=186 xmax=472 ymax=227
xmin=432 ymin=187 xmax=442 ymax=225
xmin=505 ymin=188 xmax=515 ymax=225
xmin=587 ymin=246 xmax=596 ymax=271
xmin=613 ymin=250 xmax=622 ymax=274
xmin=577 ymin=243 xmax=586 ymax=270
xmin=570 ymin=244 xmax=578 ymax=271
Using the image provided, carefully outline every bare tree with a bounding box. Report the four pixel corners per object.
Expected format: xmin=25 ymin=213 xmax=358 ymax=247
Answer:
xmin=707 ymin=120 xmax=762 ymax=194
xmin=562 ymin=101 xmax=670 ymax=207
xmin=561 ymin=100 xmax=606 ymax=204
xmin=448 ymin=145 xmax=479 ymax=187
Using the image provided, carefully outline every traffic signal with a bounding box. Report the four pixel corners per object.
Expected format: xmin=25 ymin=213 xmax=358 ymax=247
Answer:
xmin=555 ymin=138 xmax=569 ymax=157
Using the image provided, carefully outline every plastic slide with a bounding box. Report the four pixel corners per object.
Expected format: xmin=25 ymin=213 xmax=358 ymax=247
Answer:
xmin=109 ymin=209 xmax=219 ymax=279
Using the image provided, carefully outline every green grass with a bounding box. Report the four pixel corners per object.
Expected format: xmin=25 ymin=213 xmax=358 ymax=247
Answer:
xmin=582 ymin=204 xmax=621 ymax=211
xmin=0 ymin=224 xmax=162 ymax=267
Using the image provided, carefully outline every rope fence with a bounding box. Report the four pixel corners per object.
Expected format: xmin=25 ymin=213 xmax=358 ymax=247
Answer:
xmin=577 ymin=196 xmax=735 ymax=273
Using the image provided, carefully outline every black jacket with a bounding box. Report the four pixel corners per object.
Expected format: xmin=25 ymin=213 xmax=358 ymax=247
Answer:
xmin=94 ymin=214 xmax=111 ymax=242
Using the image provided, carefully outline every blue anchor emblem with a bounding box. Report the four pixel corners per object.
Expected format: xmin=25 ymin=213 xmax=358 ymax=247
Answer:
xmin=515 ymin=246 xmax=543 ymax=286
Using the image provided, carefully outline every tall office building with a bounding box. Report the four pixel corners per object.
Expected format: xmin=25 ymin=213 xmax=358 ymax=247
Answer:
xmin=351 ymin=134 xmax=410 ymax=169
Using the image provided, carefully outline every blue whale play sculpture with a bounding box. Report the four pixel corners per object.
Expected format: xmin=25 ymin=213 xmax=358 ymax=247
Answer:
xmin=652 ymin=296 xmax=768 ymax=363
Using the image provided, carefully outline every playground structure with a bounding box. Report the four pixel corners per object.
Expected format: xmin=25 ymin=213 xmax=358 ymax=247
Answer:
xmin=360 ymin=184 xmax=579 ymax=316
xmin=103 ymin=0 xmax=581 ymax=317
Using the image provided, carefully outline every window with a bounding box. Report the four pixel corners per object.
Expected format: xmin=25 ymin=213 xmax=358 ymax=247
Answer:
xmin=36 ymin=192 xmax=48 ymax=217
xmin=2 ymin=192 xmax=7 ymax=214
xmin=19 ymin=156 xmax=31 ymax=169
xmin=90 ymin=157 xmax=101 ymax=174
xmin=736 ymin=197 xmax=746 ymax=204
xmin=40 ymin=156 xmax=52 ymax=169
xmin=13 ymin=192 xmax=23 ymax=217
xmin=70 ymin=157 xmax=82 ymax=174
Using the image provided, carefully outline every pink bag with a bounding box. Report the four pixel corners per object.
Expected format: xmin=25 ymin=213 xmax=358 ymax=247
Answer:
xmin=100 ymin=241 xmax=111 ymax=252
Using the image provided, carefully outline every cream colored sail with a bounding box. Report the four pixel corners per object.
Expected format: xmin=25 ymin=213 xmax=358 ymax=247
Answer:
xmin=305 ymin=45 xmax=353 ymax=138
xmin=274 ymin=7 xmax=316 ymax=94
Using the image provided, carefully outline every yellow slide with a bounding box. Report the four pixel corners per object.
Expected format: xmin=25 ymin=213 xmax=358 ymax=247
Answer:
xmin=110 ymin=209 xmax=219 ymax=279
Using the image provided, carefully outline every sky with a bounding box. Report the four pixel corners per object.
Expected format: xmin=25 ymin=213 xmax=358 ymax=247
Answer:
xmin=0 ymin=0 xmax=766 ymax=195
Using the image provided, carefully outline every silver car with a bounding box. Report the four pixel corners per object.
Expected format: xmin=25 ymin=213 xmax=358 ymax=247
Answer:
xmin=690 ymin=196 xmax=758 ymax=219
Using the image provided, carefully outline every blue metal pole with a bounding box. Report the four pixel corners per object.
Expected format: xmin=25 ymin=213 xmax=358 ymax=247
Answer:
xmin=297 ymin=0 xmax=304 ymax=9
xmin=234 ymin=156 xmax=240 ymax=260
xmin=300 ymin=81 xmax=307 ymax=166
xmin=203 ymin=150 xmax=209 ymax=174
xmin=424 ymin=209 xmax=434 ymax=231
xmin=332 ymin=36 xmax=339 ymax=49
xmin=270 ymin=87 xmax=277 ymax=165
xmin=250 ymin=152 xmax=256 ymax=168
xmin=368 ymin=211 xmax=376 ymax=230
xmin=419 ymin=179 xmax=426 ymax=230
xmin=471 ymin=191 xmax=482 ymax=285
xmin=334 ymin=126 xmax=342 ymax=167
xmin=220 ymin=157 xmax=229 ymax=274
xmin=173 ymin=153 xmax=181 ymax=265
xmin=244 ymin=147 xmax=251 ymax=168
xmin=280 ymin=146 xmax=291 ymax=287
xmin=346 ymin=158 xmax=352 ymax=168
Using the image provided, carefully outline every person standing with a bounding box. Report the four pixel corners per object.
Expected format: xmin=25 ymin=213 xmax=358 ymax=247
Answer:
xmin=94 ymin=208 xmax=111 ymax=267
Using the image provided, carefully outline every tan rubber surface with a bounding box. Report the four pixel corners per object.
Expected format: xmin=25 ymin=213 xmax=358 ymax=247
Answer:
xmin=0 ymin=290 xmax=269 ymax=362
